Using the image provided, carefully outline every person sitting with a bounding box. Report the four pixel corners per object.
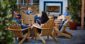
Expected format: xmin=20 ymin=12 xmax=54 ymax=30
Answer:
xmin=58 ymin=7 xmax=72 ymax=37
xmin=13 ymin=11 xmax=21 ymax=24
xmin=54 ymin=14 xmax=72 ymax=38
xmin=40 ymin=11 xmax=49 ymax=24
xmin=34 ymin=13 xmax=41 ymax=25
xmin=25 ymin=7 xmax=33 ymax=15
xmin=32 ymin=11 xmax=49 ymax=44
xmin=12 ymin=10 xmax=28 ymax=32
xmin=64 ymin=7 xmax=70 ymax=17
xmin=33 ymin=11 xmax=49 ymax=34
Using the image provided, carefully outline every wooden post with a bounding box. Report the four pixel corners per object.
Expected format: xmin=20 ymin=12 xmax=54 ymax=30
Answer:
xmin=81 ymin=0 xmax=84 ymax=29
xmin=17 ymin=0 xmax=21 ymax=9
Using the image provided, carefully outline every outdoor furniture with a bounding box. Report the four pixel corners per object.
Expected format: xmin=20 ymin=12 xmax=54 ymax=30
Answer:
xmin=20 ymin=11 xmax=35 ymax=25
xmin=32 ymin=18 xmax=57 ymax=44
xmin=53 ymin=16 xmax=72 ymax=38
xmin=7 ymin=23 xmax=30 ymax=44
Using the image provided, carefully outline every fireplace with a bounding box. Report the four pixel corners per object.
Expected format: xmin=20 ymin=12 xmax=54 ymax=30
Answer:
xmin=39 ymin=0 xmax=68 ymax=16
xmin=46 ymin=6 xmax=60 ymax=12
xmin=44 ymin=1 xmax=63 ymax=16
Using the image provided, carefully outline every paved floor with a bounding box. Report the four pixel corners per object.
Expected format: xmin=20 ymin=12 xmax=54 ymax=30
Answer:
xmin=23 ymin=29 xmax=85 ymax=44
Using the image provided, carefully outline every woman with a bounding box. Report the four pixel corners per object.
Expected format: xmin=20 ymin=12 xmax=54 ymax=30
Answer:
xmin=41 ymin=11 xmax=49 ymax=24
xmin=33 ymin=11 xmax=49 ymax=34
xmin=34 ymin=11 xmax=49 ymax=25
xmin=32 ymin=12 xmax=49 ymax=44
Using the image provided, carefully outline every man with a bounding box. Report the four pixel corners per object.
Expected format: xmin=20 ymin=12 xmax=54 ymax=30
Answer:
xmin=25 ymin=7 xmax=33 ymax=15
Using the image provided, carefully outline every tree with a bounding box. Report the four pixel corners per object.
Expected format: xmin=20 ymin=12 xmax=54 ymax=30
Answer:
xmin=0 ymin=0 xmax=17 ymax=44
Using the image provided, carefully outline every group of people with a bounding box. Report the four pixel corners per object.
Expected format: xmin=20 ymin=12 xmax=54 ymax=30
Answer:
xmin=12 ymin=7 xmax=50 ymax=34
xmin=12 ymin=6 xmax=72 ymax=44
xmin=13 ymin=6 xmax=72 ymax=37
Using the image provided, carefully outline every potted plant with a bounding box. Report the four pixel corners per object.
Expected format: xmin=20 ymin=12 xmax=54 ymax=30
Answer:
xmin=68 ymin=0 xmax=81 ymax=30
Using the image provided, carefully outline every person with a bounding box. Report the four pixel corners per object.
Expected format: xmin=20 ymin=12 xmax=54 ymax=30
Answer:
xmin=33 ymin=11 xmax=49 ymax=34
xmin=12 ymin=10 xmax=28 ymax=32
xmin=57 ymin=7 xmax=70 ymax=30
xmin=40 ymin=11 xmax=49 ymax=24
xmin=58 ymin=7 xmax=71 ymax=31
xmin=31 ymin=11 xmax=49 ymax=44
xmin=13 ymin=11 xmax=21 ymax=24
xmin=53 ymin=8 xmax=72 ymax=38
xmin=64 ymin=7 xmax=69 ymax=17
xmin=34 ymin=11 xmax=49 ymax=25
xmin=25 ymin=7 xmax=33 ymax=15
xmin=34 ymin=13 xmax=41 ymax=25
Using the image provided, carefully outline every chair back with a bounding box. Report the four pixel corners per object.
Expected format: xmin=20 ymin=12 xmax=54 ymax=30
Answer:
xmin=21 ymin=11 xmax=35 ymax=25
xmin=8 ymin=23 xmax=23 ymax=38
xmin=54 ymin=16 xmax=71 ymax=32
xmin=41 ymin=19 xmax=54 ymax=36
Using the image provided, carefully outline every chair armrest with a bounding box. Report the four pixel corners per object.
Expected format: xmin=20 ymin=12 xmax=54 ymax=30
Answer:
xmin=41 ymin=28 xmax=50 ymax=29
xmin=7 ymin=27 xmax=22 ymax=31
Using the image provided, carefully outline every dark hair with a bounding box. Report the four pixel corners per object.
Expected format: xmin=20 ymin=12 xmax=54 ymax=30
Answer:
xmin=67 ymin=7 xmax=69 ymax=10
xmin=41 ymin=11 xmax=49 ymax=24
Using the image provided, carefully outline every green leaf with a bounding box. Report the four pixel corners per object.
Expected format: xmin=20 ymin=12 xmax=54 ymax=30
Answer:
xmin=0 ymin=0 xmax=17 ymax=43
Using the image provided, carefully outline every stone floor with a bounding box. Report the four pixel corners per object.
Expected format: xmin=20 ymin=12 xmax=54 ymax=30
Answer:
xmin=23 ymin=29 xmax=85 ymax=44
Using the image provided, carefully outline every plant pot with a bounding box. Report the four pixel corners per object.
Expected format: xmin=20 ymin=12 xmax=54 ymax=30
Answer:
xmin=68 ymin=21 xmax=77 ymax=30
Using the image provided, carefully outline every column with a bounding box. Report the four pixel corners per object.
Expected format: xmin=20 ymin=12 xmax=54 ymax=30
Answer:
xmin=81 ymin=0 xmax=84 ymax=29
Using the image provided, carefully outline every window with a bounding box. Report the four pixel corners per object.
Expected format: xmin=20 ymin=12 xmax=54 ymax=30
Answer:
xmin=33 ymin=0 xmax=39 ymax=4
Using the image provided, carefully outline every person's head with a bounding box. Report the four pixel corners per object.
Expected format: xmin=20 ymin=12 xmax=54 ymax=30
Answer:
xmin=66 ymin=7 xmax=69 ymax=10
xmin=26 ymin=7 xmax=33 ymax=15
xmin=57 ymin=15 xmax=65 ymax=21
xmin=27 ymin=7 xmax=32 ymax=11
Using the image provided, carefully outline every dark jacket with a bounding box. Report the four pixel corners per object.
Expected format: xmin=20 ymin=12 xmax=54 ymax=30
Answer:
xmin=41 ymin=11 xmax=49 ymax=24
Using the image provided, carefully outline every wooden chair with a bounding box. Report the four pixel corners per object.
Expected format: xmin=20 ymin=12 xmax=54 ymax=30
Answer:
xmin=33 ymin=18 xmax=57 ymax=44
xmin=20 ymin=11 xmax=35 ymax=25
xmin=41 ymin=16 xmax=55 ymax=37
xmin=8 ymin=23 xmax=30 ymax=44
xmin=54 ymin=16 xmax=72 ymax=38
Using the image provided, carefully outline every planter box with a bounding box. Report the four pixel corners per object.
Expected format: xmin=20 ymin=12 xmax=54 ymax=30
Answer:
xmin=69 ymin=22 xmax=77 ymax=30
